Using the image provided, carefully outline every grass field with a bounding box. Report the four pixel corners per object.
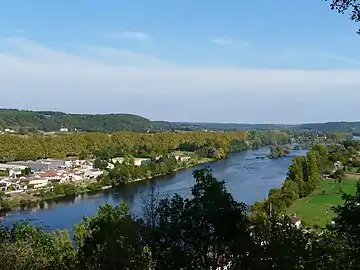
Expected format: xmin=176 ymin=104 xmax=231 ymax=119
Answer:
xmin=286 ymin=178 xmax=358 ymax=228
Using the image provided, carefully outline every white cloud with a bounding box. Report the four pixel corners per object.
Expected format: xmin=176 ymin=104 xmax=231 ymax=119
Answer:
xmin=1 ymin=37 xmax=360 ymax=123
xmin=212 ymin=38 xmax=234 ymax=45
xmin=105 ymin=31 xmax=149 ymax=41
xmin=277 ymin=46 xmax=359 ymax=64
xmin=82 ymin=46 xmax=175 ymax=67
xmin=316 ymin=52 xmax=359 ymax=64
xmin=211 ymin=38 xmax=250 ymax=47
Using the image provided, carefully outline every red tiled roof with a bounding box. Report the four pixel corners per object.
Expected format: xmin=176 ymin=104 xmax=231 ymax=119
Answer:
xmin=39 ymin=170 xmax=58 ymax=178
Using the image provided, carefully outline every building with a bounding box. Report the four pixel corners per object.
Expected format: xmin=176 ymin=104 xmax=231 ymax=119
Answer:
xmin=111 ymin=157 xmax=125 ymax=164
xmin=28 ymin=178 xmax=49 ymax=189
xmin=111 ymin=157 xmax=151 ymax=167
xmin=0 ymin=179 xmax=11 ymax=191
xmin=60 ymin=127 xmax=69 ymax=132
xmin=7 ymin=159 xmax=65 ymax=171
xmin=84 ymin=168 xmax=103 ymax=179
xmin=0 ymin=164 xmax=27 ymax=171
xmin=134 ymin=158 xmax=151 ymax=166
xmin=288 ymin=214 xmax=302 ymax=229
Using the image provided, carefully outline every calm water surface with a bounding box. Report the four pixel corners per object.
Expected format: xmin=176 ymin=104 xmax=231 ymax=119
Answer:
xmin=1 ymin=147 xmax=307 ymax=231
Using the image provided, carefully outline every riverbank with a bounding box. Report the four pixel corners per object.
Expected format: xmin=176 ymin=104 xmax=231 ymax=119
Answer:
xmin=1 ymin=157 xmax=218 ymax=212
xmin=285 ymin=178 xmax=357 ymax=228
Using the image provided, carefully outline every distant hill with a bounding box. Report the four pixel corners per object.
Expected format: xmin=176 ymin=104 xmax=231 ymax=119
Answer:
xmin=0 ymin=109 xmax=359 ymax=134
xmin=295 ymin=122 xmax=360 ymax=134
xmin=153 ymin=121 xmax=360 ymax=134
xmin=0 ymin=109 xmax=154 ymax=133
xmin=152 ymin=121 xmax=291 ymax=131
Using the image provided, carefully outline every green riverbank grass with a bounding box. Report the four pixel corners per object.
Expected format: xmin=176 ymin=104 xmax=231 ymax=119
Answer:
xmin=286 ymin=178 xmax=357 ymax=228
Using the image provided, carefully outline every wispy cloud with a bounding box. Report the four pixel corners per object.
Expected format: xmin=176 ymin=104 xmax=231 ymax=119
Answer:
xmin=105 ymin=31 xmax=149 ymax=41
xmin=83 ymin=46 xmax=175 ymax=67
xmin=212 ymin=38 xmax=234 ymax=45
xmin=211 ymin=37 xmax=250 ymax=48
xmin=271 ymin=46 xmax=359 ymax=66
xmin=315 ymin=52 xmax=359 ymax=64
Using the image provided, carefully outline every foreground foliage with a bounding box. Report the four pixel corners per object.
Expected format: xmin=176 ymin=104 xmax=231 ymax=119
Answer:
xmin=1 ymin=165 xmax=360 ymax=269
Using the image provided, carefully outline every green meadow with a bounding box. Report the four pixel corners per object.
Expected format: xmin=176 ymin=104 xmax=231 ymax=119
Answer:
xmin=286 ymin=178 xmax=358 ymax=228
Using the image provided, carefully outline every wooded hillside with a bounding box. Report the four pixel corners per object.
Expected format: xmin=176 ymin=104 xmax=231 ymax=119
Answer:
xmin=0 ymin=109 xmax=154 ymax=132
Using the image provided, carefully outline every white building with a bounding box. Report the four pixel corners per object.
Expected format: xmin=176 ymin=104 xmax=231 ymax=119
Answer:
xmin=0 ymin=179 xmax=11 ymax=191
xmin=28 ymin=178 xmax=49 ymax=189
xmin=111 ymin=157 xmax=151 ymax=167
xmin=134 ymin=158 xmax=151 ymax=166
xmin=60 ymin=127 xmax=69 ymax=132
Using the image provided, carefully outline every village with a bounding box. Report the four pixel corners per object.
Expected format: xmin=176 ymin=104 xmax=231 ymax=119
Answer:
xmin=0 ymin=158 xmax=105 ymax=193
xmin=0 ymin=151 xmax=193 ymax=196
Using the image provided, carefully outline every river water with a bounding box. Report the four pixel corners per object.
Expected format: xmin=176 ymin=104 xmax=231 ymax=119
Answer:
xmin=1 ymin=147 xmax=307 ymax=232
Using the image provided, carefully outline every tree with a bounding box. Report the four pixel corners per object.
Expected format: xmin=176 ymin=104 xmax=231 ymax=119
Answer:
xmin=331 ymin=182 xmax=360 ymax=267
xmin=143 ymin=167 xmax=253 ymax=269
xmin=93 ymin=158 xmax=108 ymax=170
xmin=325 ymin=0 xmax=360 ymax=34
xmin=0 ymin=223 xmax=76 ymax=270
xmin=76 ymin=203 xmax=152 ymax=270
xmin=21 ymin=167 xmax=32 ymax=176
xmin=249 ymin=216 xmax=314 ymax=269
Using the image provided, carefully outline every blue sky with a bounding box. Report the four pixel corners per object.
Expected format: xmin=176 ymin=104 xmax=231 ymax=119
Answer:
xmin=0 ymin=0 xmax=360 ymax=123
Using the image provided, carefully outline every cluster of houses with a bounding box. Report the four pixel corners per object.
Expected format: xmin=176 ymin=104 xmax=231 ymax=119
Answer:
xmin=0 ymin=151 xmax=194 ymax=193
xmin=107 ymin=152 xmax=192 ymax=169
xmin=0 ymin=158 xmax=103 ymax=193
xmin=0 ymin=128 xmax=16 ymax=134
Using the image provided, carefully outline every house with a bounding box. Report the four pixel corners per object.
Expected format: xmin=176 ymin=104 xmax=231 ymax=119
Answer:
xmin=288 ymin=214 xmax=302 ymax=229
xmin=8 ymin=169 xmax=22 ymax=178
xmin=80 ymin=160 xmax=93 ymax=169
xmin=0 ymin=164 xmax=27 ymax=172
xmin=111 ymin=157 xmax=125 ymax=164
xmin=334 ymin=161 xmax=342 ymax=170
xmin=0 ymin=179 xmax=11 ymax=191
xmin=7 ymin=159 xmax=65 ymax=171
xmin=172 ymin=151 xmax=191 ymax=162
xmin=84 ymin=169 xmax=103 ymax=179
xmin=107 ymin=163 xmax=115 ymax=170
xmin=110 ymin=157 xmax=151 ymax=167
xmin=28 ymin=178 xmax=49 ymax=189
xmin=38 ymin=170 xmax=60 ymax=180
xmin=134 ymin=158 xmax=151 ymax=166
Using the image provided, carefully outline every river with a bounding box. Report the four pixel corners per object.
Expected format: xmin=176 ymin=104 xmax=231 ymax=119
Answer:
xmin=1 ymin=147 xmax=307 ymax=232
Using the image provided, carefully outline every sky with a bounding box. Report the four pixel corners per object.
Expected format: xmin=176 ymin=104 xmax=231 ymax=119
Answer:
xmin=0 ymin=0 xmax=360 ymax=124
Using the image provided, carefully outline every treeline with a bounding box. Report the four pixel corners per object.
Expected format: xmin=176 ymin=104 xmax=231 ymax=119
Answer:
xmin=254 ymin=140 xmax=360 ymax=216
xmin=1 ymin=167 xmax=360 ymax=269
xmin=0 ymin=109 xmax=154 ymax=133
xmin=97 ymin=156 xmax=182 ymax=186
xmin=0 ymin=130 xmax=290 ymax=162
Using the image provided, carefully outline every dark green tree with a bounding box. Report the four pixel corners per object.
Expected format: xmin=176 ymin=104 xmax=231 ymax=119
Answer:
xmin=325 ymin=0 xmax=360 ymax=34
xmin=75 ymin=203 xmax=152 ymax=270
xmin=142 ymin=167 xmax=253 ymax=269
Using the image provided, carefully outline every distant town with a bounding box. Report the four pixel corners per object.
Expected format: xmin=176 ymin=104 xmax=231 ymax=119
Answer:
xmin=0 ymin=154 xmax=193 ymax=195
